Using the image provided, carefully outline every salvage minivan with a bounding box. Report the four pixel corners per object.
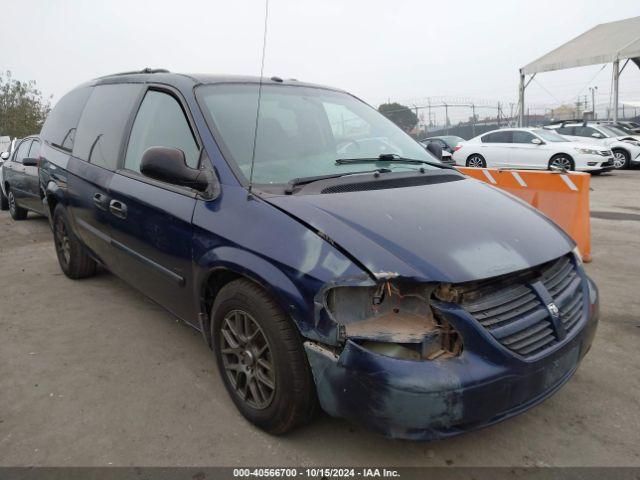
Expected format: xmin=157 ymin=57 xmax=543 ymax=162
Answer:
xmin=38 ymin=70 xmax=599 ymax=440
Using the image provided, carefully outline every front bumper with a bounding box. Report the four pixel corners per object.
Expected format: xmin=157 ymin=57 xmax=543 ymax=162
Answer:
xmin=305 ymin=277 xmax=599 ymax=441
xmin=578 ymin=156 xmax=614 ymax=172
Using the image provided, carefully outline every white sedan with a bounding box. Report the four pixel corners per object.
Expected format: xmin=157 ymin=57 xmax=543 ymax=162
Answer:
xmin=452 ymin=128 xmax=614 ymax=172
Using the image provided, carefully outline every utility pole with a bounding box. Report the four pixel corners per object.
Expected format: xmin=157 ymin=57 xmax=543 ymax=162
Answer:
xmin=518 ymin=71 xmax=525 ymax=127
xmin=471 ymin=103 xmax=476 ymax=137
xmin=444 ymin=103 xmax=449 ymax=134
xmin=612 ymin=59 xmax=620 ymax=122
xmin=589 ymin=86 xmax=598 ymax=119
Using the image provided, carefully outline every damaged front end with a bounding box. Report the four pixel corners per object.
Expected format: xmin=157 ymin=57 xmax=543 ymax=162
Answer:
xmin=304 ymin=258 xmax=599 ymax=440
xmin=329 ymin=282 xmax=462 ymax=361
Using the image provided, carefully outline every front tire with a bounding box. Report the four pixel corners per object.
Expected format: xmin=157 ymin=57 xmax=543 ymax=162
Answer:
xmin=466 ymin=154 xmax=486 ymax=168
xmin=612 ymin=149 xmax=629 ymax=169
xmin=8 ymin=189 xmax=28 ymax=220
xmin=212 ymin=279 xmax=318 ymax=435
xmin=548 ymin=154 xmax=574 ymax=171
xmin=52 ymin=205 xmax=98 ymax=279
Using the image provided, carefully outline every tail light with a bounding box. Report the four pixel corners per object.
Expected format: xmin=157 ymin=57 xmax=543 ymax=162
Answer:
xmin=453 ymin=145 xmax=462 ymax=152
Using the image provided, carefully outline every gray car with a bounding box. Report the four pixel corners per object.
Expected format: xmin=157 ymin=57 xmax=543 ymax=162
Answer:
xmin=1 ymin=135 xmax=45 ymax=220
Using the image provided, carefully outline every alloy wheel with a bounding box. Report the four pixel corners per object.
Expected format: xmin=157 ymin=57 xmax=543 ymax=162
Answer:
xmin=220 ymin=309 xmax=276 ymax=410
xmin=467 ymin=156 xmax=484 ymax=168
xmin=613 ymin=151 xmax=627 ymax=169
xmin=550 ymin=156 xmax=572 ymax=171
xmin=54 ymin=216 xmax=71 ymax=266
xmin=8 ymin=192 xmax=16 ymax=216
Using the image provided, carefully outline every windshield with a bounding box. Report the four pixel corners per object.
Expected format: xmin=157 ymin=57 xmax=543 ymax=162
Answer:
xmin=440 ymin=136 xmax=464 ymax=147
xmin=534 ymin=129 xmax=567 ymax=142
xmin=599 ymin=125 xmax=628 ymax=137
xmin=197 ymin=84 xmax=438 ymax=184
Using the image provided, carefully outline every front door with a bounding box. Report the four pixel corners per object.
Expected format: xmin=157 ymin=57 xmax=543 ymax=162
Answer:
xmin=509 ymin=130 xmax=547 ymax=169
xmin=22 ymin=138 xmax=45 ymax=213
xmin=108 ymin=88 xmax=201 ymax=323
xmin=5 ymin=138 xmax=32 ymax=206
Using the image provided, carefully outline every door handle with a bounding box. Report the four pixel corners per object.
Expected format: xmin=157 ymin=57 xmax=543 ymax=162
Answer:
xmin=93 ymin=193 xmax=108 ymax=211
xmin=109 ymin=199 xmax=127 ymax=219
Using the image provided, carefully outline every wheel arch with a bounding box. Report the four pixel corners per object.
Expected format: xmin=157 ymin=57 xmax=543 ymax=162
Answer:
xmin=44 ymin=181 xmax=66 ymax=224
xmin=196 ymin=247 xmax=312 ymax=349
xmin=549 ymin=153 xmax=575 ymax=169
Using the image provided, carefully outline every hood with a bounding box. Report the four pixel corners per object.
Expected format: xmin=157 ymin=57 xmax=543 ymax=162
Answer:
xmin=267 ymin=177 xmax=574 ymax=284
xmin=571 ymin=141 xmax=612 ymax=151
xmin=615 ymin=135 xmax=640 ymax=144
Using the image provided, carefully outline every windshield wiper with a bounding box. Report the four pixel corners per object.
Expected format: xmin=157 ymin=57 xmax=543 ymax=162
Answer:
xmin=336 ymin=153 xmax=454 ymax=170
xmin=284 ymin=168 xmax=392 ymax=194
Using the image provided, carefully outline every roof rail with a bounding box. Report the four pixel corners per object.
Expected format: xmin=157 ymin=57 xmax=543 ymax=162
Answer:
xmin=98 ymin=68 xmax=170 ymax=78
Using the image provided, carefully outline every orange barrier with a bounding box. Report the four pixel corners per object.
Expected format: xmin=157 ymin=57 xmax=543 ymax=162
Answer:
xmin=457 ymin=167 xmax=592 ymax=262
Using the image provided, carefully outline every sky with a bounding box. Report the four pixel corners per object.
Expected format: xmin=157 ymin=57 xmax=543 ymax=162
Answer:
xmin=2 ymin=0 xmax=640 ymax=123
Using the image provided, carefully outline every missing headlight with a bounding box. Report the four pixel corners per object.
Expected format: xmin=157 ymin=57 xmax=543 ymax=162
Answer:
xmin=326 ymin=281 xmax=462 ymax=360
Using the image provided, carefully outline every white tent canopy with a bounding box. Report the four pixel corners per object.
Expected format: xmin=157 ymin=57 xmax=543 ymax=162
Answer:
xmin=518 ymin=16 xmax=640 ymax=124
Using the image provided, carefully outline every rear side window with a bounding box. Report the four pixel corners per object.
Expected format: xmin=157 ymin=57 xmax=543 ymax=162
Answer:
xmin=124 ymin=90 xmax=199 ymax=173
xmin=73 ymin=84 xmax=143 ymax=170
xmin=40 ymin=87 xmax=91 ymax=152
xmin=482 ymin=131 xmax=512 ymax=143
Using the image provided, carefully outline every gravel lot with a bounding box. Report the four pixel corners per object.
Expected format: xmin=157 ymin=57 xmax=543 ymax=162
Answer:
xmin=1 ymin=170 xmax=639 ymax=467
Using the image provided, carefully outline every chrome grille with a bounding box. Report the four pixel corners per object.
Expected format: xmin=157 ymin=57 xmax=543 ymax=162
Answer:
xmin=460 ymin=255 xmax=584 ymax=358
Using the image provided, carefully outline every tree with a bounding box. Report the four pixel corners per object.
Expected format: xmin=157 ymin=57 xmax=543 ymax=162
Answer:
xmin=0 ymin=71 xmax=51 ymax=139
xmin=378 ymin=102 xmax=418 ymax=132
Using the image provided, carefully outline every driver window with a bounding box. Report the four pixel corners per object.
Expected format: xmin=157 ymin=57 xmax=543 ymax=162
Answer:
xmin=124 ymin=90 xmax=199 ymax=173
xmin=14 ymin=140 xmax=32 ymax=163
xmin=513 ymin=131 xmax=535 ymax=143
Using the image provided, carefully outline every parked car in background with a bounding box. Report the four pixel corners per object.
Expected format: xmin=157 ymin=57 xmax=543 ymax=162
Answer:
xmin=420 ymin=135 xmax=465 ymax=154
xmin=439 ymin=149 xmax=455 ymax=166
xmin=545 ymin=121 xmax=640 ymax=169
xmin=601 ymin=122 xmax=640 ymax=140
xmin=615 ymin=120 xmax=640 ymax=133
xmin=418 ymin=139 xmax=455 ymax=166
xmin=1 ymin=137 xmax=19 ymax=210
xmin=453 ymin=127 xmax=614 ymax=172
xmin=38 ymin=71 xmax=598 ymax=440
xmin=1 ymin=135 xmax=45 ymax=220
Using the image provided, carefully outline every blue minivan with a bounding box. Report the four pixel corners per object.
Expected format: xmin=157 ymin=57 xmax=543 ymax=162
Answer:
xmin=38 ymin=70 xmax=599 ymax=440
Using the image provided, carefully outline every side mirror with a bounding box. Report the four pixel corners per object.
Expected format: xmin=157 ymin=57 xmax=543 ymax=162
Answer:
xmin=591 ymin=132 xmax=603 ymax=138
xmin=22 ymin=158 xmax=39 ymax=167
xmin=140 ymin=147 xmax=209 ymax=192
xmin=426 ymin=141 xmax=443 ymax=160
xmin=0 ymin=151 xmax=9 ymax=161
xmin=531 ymin=138 xmax=543 ymax=145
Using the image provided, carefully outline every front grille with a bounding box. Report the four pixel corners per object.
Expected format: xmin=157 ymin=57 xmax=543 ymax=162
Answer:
xmin=460 ymin=255 xmax=584 ymax=358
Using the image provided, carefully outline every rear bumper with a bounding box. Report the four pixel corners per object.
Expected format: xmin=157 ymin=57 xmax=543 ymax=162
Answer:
xmin=305 ymin=277 xmax=599 ymax=441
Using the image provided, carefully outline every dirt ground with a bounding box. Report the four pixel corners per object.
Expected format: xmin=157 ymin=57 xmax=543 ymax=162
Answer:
xmin=0 ymin=170 xmax=639 ymax=467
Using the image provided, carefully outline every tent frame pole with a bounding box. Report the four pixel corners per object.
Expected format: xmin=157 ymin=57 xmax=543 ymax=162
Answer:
xmin=613 ymin=59 xmax=620 ymax=122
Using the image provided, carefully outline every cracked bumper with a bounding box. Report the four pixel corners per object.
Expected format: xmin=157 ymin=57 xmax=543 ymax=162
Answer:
xmin=305 ymin=279 xmax=599 ymax=441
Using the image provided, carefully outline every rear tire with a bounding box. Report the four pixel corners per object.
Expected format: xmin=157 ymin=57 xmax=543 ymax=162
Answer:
xmin=212 ymin=279 xmax=318 ymax=435
xmin=0 ymin=189 xmax=8 ymax=211
xmin=52 ymin=204 xmax=98 ymax=279
xmin=612 ymin=149 xmax=629 ymax=169
xmin=8 ymin=189 xmax=28 ymax=220
xmin=466 ymin=154 xmax=486 ymax=168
